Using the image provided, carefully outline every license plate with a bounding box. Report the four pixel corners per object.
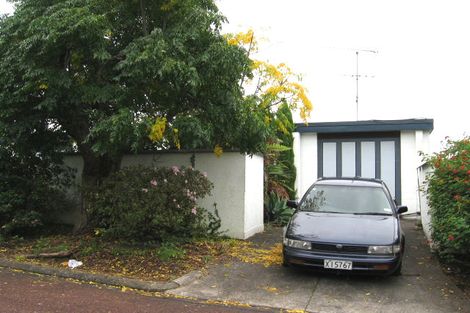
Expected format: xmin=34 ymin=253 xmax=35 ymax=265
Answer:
xmin=324 ymin=259 xmax=353 ymax=270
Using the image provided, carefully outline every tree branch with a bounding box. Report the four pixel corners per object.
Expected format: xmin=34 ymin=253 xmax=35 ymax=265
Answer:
xmin=140 ymin=0 xmax=149 ymax=36
xmin=239 ymin=31 xmax=255 ymax=88
xmin=24 ymin=250 xmax=76 ymax=259
xmin=253 ymin=76 xmax=262 ymax=96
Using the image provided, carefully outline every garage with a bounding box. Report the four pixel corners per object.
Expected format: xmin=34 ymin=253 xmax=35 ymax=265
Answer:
xmin=293 ymin=119 xmax=433 ymax=212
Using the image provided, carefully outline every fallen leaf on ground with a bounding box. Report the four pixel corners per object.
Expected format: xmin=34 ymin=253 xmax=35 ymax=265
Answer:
xmin=263 ymin=286 xmax=279 ymax=293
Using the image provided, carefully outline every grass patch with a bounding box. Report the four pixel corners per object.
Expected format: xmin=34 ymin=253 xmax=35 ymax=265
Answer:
xmin=156 ymin=243 xmax=186 ymax=261
xmin=32 ymin=237 xmax=70 ymax=254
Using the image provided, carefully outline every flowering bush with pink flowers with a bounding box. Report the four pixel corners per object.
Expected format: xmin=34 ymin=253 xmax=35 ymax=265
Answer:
xmin=86 ymin=165 xmax=219 ymax=242
xmin=426 ymin=137 xmax=470 ymax=261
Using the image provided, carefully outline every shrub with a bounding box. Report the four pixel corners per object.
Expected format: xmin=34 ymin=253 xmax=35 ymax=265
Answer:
xmin=264 ymin=104 xmax=297 ymax=202
xmin=265 ymin=192 xmax=294 ymax=226
xmin=0 ymin=149 xmax=72 ymax=237
xmin=87 ymin=165 xmax=220 ymax=242
xmin=275 ymin=103 xmax=297 ymax=199
xmin=426 ymin=137 xmax=470 ymax=261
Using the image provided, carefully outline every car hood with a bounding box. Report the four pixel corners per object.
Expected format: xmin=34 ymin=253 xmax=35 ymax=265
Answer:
xmin=286 ymin=212 xmax=398 ymax=245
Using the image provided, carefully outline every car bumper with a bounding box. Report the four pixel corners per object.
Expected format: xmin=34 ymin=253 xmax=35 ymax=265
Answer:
xmin=283 ymin=246 xmax=402 ymax=275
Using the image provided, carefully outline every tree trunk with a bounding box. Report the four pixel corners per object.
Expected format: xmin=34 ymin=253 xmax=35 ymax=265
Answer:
xmin=73 ymin=152 xmax=122 ymax=233
xmin=140 ymin=0 xmax=149 ymax=36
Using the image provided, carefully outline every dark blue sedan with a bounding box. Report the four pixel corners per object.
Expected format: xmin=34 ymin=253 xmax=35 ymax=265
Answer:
xmin=282 ymin=178 xmax=407 ymax=275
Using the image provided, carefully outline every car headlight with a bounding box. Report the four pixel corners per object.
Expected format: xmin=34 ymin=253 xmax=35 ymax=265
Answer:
xmin=283 ymin=238 xmax=311 ymax=250
xmin=368 ymin=244 xmax=401 ymax=255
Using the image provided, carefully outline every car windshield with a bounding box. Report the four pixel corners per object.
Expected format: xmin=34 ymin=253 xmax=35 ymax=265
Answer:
xmin=299 ymin=184 xmax=393 ymax=215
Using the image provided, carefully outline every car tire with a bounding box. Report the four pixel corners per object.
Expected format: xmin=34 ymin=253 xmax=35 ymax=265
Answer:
xmin=282 ymin=257 xmax=289 ymax=267
xmin=391 ymin=262 xmax=402 ymax=276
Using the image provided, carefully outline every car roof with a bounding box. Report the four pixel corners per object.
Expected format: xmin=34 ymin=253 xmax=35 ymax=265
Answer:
xmin=314 ymin=177 xmax=385 ymax=188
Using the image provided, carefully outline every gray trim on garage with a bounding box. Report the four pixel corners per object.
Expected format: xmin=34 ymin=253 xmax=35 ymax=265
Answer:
xmin=295 ymin=119 xmax=434 ymax=134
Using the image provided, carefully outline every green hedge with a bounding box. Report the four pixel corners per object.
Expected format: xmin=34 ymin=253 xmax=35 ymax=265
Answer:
xmin=426 ymin=137 xmax=470 ymax=260
xmin=0 ymin=150 xmax=71 ymax=239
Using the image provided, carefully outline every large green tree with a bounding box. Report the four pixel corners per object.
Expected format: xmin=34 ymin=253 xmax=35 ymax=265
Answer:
xmin=0 ymin=0 xmax=267 ymax=228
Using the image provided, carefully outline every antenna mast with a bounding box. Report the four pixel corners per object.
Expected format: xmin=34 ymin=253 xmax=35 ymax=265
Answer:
xmin=353 ymin=49 xmax=377 ymax=120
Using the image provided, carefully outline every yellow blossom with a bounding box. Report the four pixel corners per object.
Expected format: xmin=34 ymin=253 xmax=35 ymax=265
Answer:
xmin=251 ymin=60 xmax=262 ymax=70
xmin=265 ymin=64 xmax=283 ymax=81
xmin=213 ymin=144 xmax=223 ymax=157
xmin=226 ymin=29 xmax=255 ymax=46
xmin=161 ymin=0 xmax=177 ymax=11
xmin=227 ymin=38 xmax=238 ymax=46
xmin=173 ymin=128 xmax=181 ymax=150
xmin=264 ymin=115 xmax=272 ymax=125
xmin=149 ymin=117 xmax=167 ymax=142
xmin=226 ymin=242 xmax=283 ymax=267
xmin=300 ymin=107 xmax=308 ymax=121
xmin=276 ymin=119 xmax=289 ymax=135
xmin=265 ymin=85 xmax=289 ymax=96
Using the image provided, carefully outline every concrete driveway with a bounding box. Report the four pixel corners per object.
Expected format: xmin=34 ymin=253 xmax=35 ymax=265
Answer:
xmin=168 ymin=219 xmax=469 ymax=313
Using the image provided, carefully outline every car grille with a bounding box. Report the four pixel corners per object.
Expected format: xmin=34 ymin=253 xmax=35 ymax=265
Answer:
xmin=310 ymin=243 xmax=368 ymax=255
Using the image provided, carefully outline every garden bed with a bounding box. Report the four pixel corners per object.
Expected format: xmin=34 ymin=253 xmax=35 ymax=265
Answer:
xmin=0 ymin=235 xmax=230 ymax=281
xmin=0 ymin=233 xmax=283 ymax=282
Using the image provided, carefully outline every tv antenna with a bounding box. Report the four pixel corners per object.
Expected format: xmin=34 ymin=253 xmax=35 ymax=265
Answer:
xmin=350 ymin=49 xmax=378 ymax=120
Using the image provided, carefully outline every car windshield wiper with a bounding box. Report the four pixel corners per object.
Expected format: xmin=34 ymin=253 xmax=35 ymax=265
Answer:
xmin=353 ymin=212 xmax=393 ymax=216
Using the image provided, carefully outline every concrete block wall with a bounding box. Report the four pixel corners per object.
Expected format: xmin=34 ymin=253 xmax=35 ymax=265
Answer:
xmin=63 ymin=152 xmax=264 ymax=239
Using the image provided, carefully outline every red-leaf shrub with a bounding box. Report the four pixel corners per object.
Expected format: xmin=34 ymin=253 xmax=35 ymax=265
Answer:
xmin=426 ymin=137 xmax=470 ymax=260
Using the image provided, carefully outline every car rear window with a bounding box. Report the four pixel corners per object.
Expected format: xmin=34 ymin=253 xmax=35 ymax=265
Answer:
xmin=299 ymin=184 xmax=393 ymax=215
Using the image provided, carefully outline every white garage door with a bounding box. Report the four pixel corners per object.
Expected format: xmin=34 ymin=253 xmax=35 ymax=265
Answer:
xmin=319 ymin=135 xmax=400 ymax=203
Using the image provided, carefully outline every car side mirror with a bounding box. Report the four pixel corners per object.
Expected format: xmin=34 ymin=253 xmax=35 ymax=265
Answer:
xmin=397 ymin=206 xmax=408 ymax=214
xmin=287 ymin=200 xmax=298 ymax=209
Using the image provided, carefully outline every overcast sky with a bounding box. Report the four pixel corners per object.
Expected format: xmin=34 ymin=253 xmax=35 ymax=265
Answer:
xmin=1 ymin=0 xmax=469 ymax=152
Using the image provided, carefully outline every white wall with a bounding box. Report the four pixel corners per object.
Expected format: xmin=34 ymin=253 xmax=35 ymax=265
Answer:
xmin=121 ymin=153 xmax=192 ymax=168
xmin=400 ymin=130 xmax=432 ymax=213
xmin=418 ymin=164 xmax=433 ymax=240
xmin=191 ymin=152 xmax=250 ymax=239
xmin=243 ymin=155 xmax=265 ymax=238
xmin=400 ymin=131 xmax=418 ymax=213
xmin=63 ymin=152 xmax=264 ymax=239
xmin=294 ymin=132 xmax=318 ymax=199
xmin=292 ymin=132 xmax=301 ymax=197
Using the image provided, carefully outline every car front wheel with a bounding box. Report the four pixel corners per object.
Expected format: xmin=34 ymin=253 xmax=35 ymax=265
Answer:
xmin=282 ymin=256 xmax=289 ymax=267
xmin=391 ymin=262 xmax=402 ymax=276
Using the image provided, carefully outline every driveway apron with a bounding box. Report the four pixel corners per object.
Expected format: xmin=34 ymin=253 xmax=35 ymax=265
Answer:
xmin=168 ymin=219 xmax=469 ymax=313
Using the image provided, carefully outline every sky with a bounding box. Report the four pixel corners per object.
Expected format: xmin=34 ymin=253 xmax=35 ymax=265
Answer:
xmin=1 ymin=0 xmax=469 ymax=152
xmin=217 ymin=0 xmax=470 ymax=152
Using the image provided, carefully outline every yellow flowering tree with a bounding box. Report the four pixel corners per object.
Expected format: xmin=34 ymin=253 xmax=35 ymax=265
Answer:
xmin=226 ymin=30 xmax=313 ymax=209
xmin=227 ymin=29 xmax=313 ymax=123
